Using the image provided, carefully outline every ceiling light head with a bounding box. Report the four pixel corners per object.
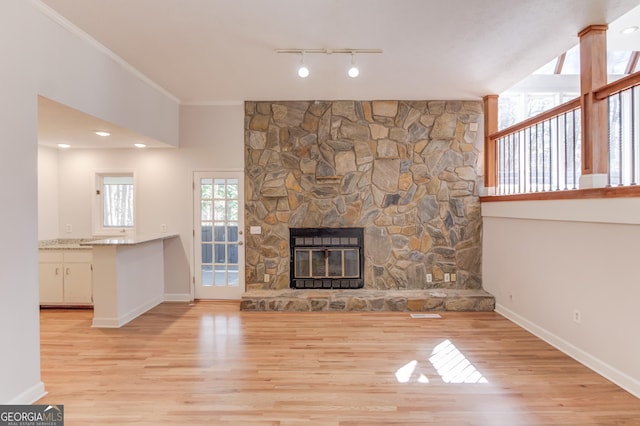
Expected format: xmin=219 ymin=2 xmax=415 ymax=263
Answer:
xmin=621 ymin=26 xmax=638 ymax=35
xmin=347 ymin=53 xmax=359 ymax=78
xmin=134 ymin=143 xmax=147 ymax=148
xmin=57 ymin=143 xmax=70 ymax=149
xmin=297 ymin=53 xmax=309 ymax=78
xmin=298 ymin=64 xmax=310 ymax=78
xmin=95 ymin=131 xmax=110 ymax=137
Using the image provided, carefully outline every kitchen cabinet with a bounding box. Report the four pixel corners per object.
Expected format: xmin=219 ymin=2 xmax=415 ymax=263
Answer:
xmin=39 ymin=250 xmax=92 ymax=305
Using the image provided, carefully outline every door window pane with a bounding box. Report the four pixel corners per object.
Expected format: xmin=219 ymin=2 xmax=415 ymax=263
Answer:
xmin=226 ymin=180 xmax=238 ymax=199
xmin=227 ymin=200 xmax=238 ymax=221
xmin=227 ymin=224 xmax=238 ymax=242
xmin=201 ymin=179 xmax=213 ymax=199
xmin=201 ymin=223 xmax=212 ymax=242
xmin=214 ymin=265 xmax=226 ymax=286
xmin=228 ymin=265 xmax=239 ymax=286
xmin=201 ymin=201 xmax=213 ymax=221
xmin=202 ymin=265 xmax=213 ymax=286
xmin=201 ymin=244 xmax=212 ymax=264
xmin=228 ymin=244 xmax=238 ymax=264
xmin=214 ymin=179 xmax=226 ymax=199
xmin=214 ymin=244 xmax=225 ymax=263
xmin=214 ymin=224 xmax=225 ymax=241
xmin=214 ymin=200 xmax=226 ymax=220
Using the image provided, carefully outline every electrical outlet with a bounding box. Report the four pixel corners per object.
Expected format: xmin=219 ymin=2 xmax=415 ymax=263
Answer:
xmin=65 ymin=224 xmax=72 ymax=233
xmin=451 ymin=273 xmax=457 ymax=282
xmin=573 ymin=309 xmax=581 ymax=324
xmin=444 ymin=273 xmax=451 ymax=282
xmin=160 ymin=224 xmax=167 ymax=233
xmin=264 ymin=274 xmax=270 ymax=283
xmin=426 ymin=273 xmax=432 ymax=283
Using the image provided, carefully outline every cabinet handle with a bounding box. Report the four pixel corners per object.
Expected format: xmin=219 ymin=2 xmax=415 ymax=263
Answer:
xmin=55 ymin=268 xmax=60 ymax=275
xmin=66 ymin=267 xmax=70 ymax=275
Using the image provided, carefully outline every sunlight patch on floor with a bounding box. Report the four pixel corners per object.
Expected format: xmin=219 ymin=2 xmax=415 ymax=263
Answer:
xmin=429 ymin=339 xmax=488 ymax=384
xmin=395 ymin=339 xmax=488 ymax=384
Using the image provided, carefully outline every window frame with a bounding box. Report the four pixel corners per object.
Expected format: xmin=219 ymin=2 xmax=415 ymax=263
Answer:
xmin=93 ymin=170 xmax=137 ymax=236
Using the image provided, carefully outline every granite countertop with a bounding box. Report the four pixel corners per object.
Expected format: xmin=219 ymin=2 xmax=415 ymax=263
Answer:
xmin=39 ymin=238 xmax=96 ymax=250
xmin=86 ymin=233 xmax=179 ymax=246
xmin=40 ymin=234 xmax=179 ymax=249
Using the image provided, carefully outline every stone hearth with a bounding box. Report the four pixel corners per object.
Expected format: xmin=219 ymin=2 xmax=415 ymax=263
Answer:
xmin=241 ymin=289 xmax=495 ymax=312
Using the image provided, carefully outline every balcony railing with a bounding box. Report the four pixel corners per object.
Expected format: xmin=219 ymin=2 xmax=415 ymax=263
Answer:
xmin=489 ymin=72 xmax=640 ymax=196
xmin=596 ymin=73 xmax=640 ymax=187
xmin=490 ymin=99 xmax=581 ymax=195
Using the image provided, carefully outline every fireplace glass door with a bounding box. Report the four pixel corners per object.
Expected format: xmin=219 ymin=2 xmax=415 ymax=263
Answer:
xmin=295 ymin=248 xmax=360 ymax=278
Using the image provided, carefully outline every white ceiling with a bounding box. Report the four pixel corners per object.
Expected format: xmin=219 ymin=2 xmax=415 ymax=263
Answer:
xmin=38 ymin=96 xmax=171 ymax=149
xmin=36 ymin=0 xmax=640 ymax=148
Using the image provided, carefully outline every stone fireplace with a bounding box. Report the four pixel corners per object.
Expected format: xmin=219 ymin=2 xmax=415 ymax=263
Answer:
xmin=242 ymin=100 xmax=494 ymax=311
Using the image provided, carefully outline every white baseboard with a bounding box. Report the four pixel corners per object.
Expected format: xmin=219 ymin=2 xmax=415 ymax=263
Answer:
xmin=7 ymin=381 xmax=46 ymax=404
xmin=164 ymin=293 xmax=192 ymax=302
xmin=495 ymin=303 xmax=640 ymax=399
xmin=91 ymin=316 xmax=121 ymax=328
xmin=92 ymin=295 xmax=164 ymax=328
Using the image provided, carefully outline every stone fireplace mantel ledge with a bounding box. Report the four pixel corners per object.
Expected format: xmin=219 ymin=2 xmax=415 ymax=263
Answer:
xmin=240 ymin=288 xmax=495 ymax=312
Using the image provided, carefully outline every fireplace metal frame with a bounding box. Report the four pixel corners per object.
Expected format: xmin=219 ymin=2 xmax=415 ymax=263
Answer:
xmin=289 ymin=227 xmax=364 ymax=289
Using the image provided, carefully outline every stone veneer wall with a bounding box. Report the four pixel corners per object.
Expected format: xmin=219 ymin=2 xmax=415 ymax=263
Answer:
xmin=244 ymin=100 xmax=483 ymax=292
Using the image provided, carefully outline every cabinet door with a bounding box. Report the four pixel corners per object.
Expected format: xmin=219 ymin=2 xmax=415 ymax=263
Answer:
xmin=63 ymin=263 xmax=93 ymax=304
xmin=39 ymin=263 xmax=64 ymax=304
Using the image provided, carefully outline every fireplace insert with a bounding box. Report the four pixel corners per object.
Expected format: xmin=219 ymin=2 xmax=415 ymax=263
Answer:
xmin=289 ymin=228 xmax=364 ymax=289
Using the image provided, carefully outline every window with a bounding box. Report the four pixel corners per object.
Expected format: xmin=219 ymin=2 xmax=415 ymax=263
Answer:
xmin=94 ymin=173 xmax=135 ymax=235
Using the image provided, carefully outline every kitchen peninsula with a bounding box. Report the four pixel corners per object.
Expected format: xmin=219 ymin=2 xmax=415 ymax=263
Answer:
xmin=87 ymin=234 xmax=179 ymax=328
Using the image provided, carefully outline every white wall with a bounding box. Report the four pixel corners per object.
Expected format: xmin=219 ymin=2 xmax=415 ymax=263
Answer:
xmin=47 ymin=104 xmax=244 ymax=296
xmin=37 ymin=147 xmax=59 ymax=240
xmin=482 ymin=198 xmax=640 ymax=397
xmin=0 ymin=0 xmax=179 ymax=403
xmin=0 ymin=2 xmax=41 ymax=404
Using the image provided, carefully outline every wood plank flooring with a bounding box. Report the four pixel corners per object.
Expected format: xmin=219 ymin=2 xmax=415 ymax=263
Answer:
xmin=38 ymin=302 xmax=640 ymax=425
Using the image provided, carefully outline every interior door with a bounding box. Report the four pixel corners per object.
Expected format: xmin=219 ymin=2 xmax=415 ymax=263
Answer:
xmin=194 ymin=172 xmax=245 ymax=299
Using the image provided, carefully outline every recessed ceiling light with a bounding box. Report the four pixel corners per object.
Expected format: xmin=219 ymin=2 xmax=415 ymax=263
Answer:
xmin=95 ymin=131 xmax=111 ymax=137
xmin=57 ymin=143 xmax=71 ymax=149
xmin=621 ymin=26 xmax=638 ymax=35
xmin=134 ymin=143 xmax=147 ymax=148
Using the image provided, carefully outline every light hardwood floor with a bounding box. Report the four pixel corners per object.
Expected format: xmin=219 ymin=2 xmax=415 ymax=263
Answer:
xmin=38 ymin=302 xmax=640 ymax=425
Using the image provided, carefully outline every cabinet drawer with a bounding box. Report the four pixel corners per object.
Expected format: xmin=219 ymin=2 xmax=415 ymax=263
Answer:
xmin=39 ymin=251 xmax=64 ymax=262
xmin=63 ymin=251 xmax=93 ymax=263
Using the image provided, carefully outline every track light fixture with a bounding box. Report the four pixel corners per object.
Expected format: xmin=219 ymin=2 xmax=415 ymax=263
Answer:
xmin=276 ymin=48 xmax=382 ymax=79
xmin=297 ymin=52 xmax=310 ymax=78
xmin=348 ymin=53 xmax=359 ymax=78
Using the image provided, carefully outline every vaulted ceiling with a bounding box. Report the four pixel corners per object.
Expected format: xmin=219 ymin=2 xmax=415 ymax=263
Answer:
xmin=39 ymin=0 xmax=640 ymax=104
